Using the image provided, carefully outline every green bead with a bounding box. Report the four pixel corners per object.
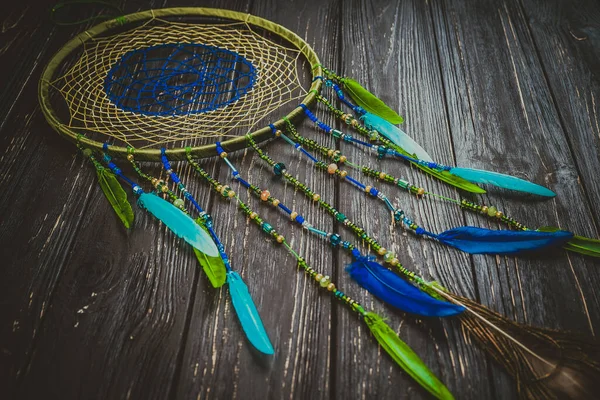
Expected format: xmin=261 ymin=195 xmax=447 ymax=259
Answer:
xmin=173 ymin=198 xmax=185 ymax=208
xmin=82 ymin=148 xmax=92 ymax=157
xmin=487 ymin=206 xmax=497 ymax=217
xmin=336 ymin=213 xmax=346 ymax=222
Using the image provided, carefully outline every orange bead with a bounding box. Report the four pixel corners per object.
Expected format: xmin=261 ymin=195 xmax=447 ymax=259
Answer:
xmin=327 ymin=163 xmax=338 ymax=174
xmin=260 ymin=190 xmax=270 ymax=201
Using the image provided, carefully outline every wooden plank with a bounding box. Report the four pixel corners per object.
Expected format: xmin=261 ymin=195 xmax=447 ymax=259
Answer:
xmin=174 ymin=1 xmax=341 ymax=398
xmin=1 ymin=0 xmax=599 ymax=399
xmin=332 ymin=0 xmax=493 ymax=399
xmin=1 ymin=1 xmax=252 ymax=399
xmin=430 ymin=0 xmax=600 ymax=397
xmin=519 ymin=0 xmax=600 ymax=223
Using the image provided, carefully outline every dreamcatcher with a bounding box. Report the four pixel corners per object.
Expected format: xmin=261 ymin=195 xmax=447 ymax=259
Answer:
xmin=39 ymin=7 xmax=600 ymax=399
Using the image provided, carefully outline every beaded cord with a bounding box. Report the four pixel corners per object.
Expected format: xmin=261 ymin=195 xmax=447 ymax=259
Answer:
xmin=213 ymin=139 xmax=397 ymax=265
xmin=314 ymin=93 xmax=529 ymax=231
xmin=285 ymin=115 xmax=526 ymax=231
xmin=185 ymin=148 xmax=367 ymax=316
xmin=244 ymin=134 xmax=428 ymax=290
xmin=283 ymin=117 xmax=428 ymax=234
xmin=160 ymin=148 xmax=233 ymax=271
xmin=91 ymin=143 xmax=144 ymax=195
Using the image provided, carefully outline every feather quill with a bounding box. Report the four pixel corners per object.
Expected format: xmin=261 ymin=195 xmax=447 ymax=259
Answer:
xmin=137 ymin=192 xmax=219 ymax=257
xmin=360 ymin=112 xmax=434 ymax=162
xmin=193 ymin=218 xmax=227 ymax=287
xmin=364 ymin=312 xmax=455 ymax=400
xmin=449 ymin=167 xmax=556 ymax=197
xmin=346 ymin=258 xmax=464 ymax=317
xmin=95 ymin=166 xmax=134 ymax=228
xmin=227 ymin=271 xmax=274 ymax=355
xmin=437 ymin=291 xmax=600 ymax=400
xmin=434 ymin=226 xmax=573 ymax=255
xmin=341 ymin=78 xmax=404 ymax=124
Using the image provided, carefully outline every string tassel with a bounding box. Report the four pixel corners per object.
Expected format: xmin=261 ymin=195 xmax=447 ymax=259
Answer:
xmin=441 ymin=292 xmax=600 ymax=399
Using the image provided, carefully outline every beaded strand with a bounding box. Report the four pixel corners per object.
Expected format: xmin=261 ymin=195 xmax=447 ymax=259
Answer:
xmin=245 ymin=134 xmax=429 ymax=289
xmin=160 ymin=148 xmax=234 ymax=271
xmin=213 ymin=141 xmax=392 ymax=267
xmin=282 ymin=118 xmax=426 ymax=233
xmin=185 ymin=148 xmax=367 ymax=316
xmin=314 ymin=94 xmax=530 ymax=231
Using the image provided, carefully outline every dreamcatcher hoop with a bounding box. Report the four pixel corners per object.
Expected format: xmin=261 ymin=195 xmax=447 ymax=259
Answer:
xmin=38 ymin=7 xmax=322 ymax=161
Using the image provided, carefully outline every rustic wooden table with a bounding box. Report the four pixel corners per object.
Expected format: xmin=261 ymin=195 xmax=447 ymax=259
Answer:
xmin=1 ymin=0 xmax=599 ymax=399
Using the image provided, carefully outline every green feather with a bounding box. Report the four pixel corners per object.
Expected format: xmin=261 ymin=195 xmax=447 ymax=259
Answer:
xmin=342 ymin=78 xmax=404 ymax=124
xmin=364 ymin=312 xmax=454 ymax=400
xmin=95 ymin=166 xmax=134 ymax=228
xmin=194 ymin=218 xmax=227 ymax=287
xmin=388 ymin=142 xmax=486 ymax=194
xmin=564 ymin=235 xmax=600 ymax=257
xmin=538 ymin=227 xmax=600 ymax=257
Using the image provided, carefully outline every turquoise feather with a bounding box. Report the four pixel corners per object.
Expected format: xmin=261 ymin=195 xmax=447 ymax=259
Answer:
xmin=227 ymin=271 xmax=274 ymax=355
xmin=137 ymin=192 xmax=219 ymax=257
xmin=360 ymin=112 xmax=434 ymax=162
xmin=449 ymin=167 xmax=556 ymax=197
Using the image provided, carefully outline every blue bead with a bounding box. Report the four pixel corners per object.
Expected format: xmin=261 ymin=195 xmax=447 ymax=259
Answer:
xmin=202 ymin=214 xmax=213 ymax=226
xmin=295 ymin=215 xmax=305 ymax=224
xmin=262 ymin=223 xmax=273 ymax=233
xmin=369 ymin=187 xmax=379 ymax=196
xmin=393 ymin=210 xmax=404 ymax=222
xmin=415 ymin=227 xmax=425 ymax=235
xmin=273 ymin=162 xmax=286 ymax=176
xmin=330 ymin=233 xmax=341 ymax=246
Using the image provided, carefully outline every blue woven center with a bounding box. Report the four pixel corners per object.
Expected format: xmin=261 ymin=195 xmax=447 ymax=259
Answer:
xmin=104 ymin=43 xmax=256 ymax=116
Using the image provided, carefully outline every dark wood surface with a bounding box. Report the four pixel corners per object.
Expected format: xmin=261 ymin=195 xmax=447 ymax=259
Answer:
xmin=1 ymin=0 xmax=599 ymax=399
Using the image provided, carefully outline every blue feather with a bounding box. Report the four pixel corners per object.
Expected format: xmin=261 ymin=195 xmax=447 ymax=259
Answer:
xmin=434 ymin=226 xmax=573 ymax=255
xmin=346 ymin=259 xmax=464 ymax=317
xmin=227 ymin=271 xmax=274 ymax=355
xmin=360 ymin=112 xmax=434 ymax=162
xmin=449 ymin=167 xmax=555 ymax=197
xmin=137 ymin=192 xmax=219 ymax=257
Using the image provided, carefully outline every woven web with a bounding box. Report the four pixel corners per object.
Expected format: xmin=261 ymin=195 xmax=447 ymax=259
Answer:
xmin=49 ymin=18 xmax=307 ymax=149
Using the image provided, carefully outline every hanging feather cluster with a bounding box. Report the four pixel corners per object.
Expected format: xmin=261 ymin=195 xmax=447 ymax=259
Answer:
xmin=446 ymin=293 xmax=600 ymax=399
xmin=346 ymin=256 xmax=464 ymax=317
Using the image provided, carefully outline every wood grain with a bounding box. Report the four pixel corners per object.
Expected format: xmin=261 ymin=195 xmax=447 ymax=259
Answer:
xmin=1 ymin=0 xmax=599 ymax=399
